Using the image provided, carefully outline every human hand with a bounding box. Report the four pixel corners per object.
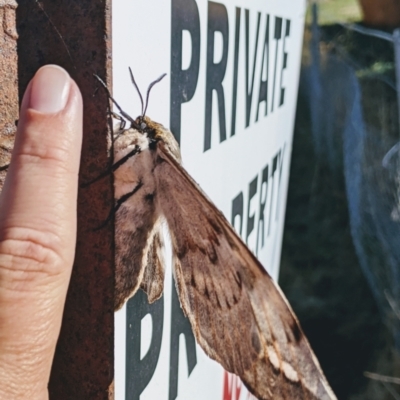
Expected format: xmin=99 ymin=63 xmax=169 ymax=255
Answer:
xmin=0 ymin=65 xmax=83 ymax=399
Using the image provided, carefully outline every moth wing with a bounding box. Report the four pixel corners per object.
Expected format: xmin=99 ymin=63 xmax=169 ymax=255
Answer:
xmin=114 ymin=168 xmax=162 ymax=310
xmin=140 ymin=222 xmax=165 ymax=304
xmin=154 ymin=142 xmax=336 ymax=400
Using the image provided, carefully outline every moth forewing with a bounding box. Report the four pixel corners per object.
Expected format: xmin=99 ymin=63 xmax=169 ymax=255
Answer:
xmin=152 ymin=141 xmax=336 ymax=399
xmin=113 ymin=126 xmax=163 ymax=310
xmin=112 ymin=113 xmax=336 ymax=399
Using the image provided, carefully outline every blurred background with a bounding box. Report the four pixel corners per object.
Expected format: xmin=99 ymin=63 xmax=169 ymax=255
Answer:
xmin=279 ymin=0 xmax=400 ymax=398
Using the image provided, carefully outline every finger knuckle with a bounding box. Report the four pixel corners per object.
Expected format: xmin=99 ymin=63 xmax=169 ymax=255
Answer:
xmin=16 ymin=151 xmax=72 ymax=175
xmin=0 ymin=228 xmax=64 ymax=293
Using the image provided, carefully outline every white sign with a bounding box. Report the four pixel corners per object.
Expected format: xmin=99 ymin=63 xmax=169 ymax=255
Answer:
xmin=113 ymin=1 xmax=306 ymax=399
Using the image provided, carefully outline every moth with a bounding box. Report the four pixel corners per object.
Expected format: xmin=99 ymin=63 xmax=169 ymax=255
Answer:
xmin=95 ymin=70 xmax=337 ymax=400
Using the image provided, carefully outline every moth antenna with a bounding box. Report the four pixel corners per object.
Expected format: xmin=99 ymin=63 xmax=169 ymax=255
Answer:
xmin=143 ymin=73 xmax=167 ymax=117
xmin=93 ymin=74 xmax=141 ymax=130
xmin=128 ymin=67 xmax=145 ymax=116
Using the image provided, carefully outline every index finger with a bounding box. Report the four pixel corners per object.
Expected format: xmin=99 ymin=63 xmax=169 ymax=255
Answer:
xmin=0 ymin=65 xmax=83 ymax=398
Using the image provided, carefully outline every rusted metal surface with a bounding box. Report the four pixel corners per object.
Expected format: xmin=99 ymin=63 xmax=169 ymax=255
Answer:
xmin=0 ymin=0 xmax=18 ymax=186
xmin=16 ymin=1 xmax=114 ymax=399
xmin=358 ymin=0 xmax=400 ymax=28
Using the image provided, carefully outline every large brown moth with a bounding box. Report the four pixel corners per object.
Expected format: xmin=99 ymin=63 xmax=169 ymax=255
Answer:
xmin=96 ymin=71 xmax=337 ymax=400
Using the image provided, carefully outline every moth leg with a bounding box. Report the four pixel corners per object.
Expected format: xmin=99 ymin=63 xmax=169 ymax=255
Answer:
xmin=110 ymin=110 xmax=126 ymax=126
xmin=93 ymin=180 xmax=143 ymax=231
xmin=113 ymin=129 xmax=124 ymax=144
xmin=0 ymin=164 xmax=9 ymax=172
xmin=109 ymin=110 xmax=127 ymax=137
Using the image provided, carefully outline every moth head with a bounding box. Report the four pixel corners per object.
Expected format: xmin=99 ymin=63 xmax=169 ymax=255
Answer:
xmin=140 ymin=116 xmax=182 ymax=163
xmin=107 ymin=70 xmax=180 ymax=160
xmin=133 ymin=115 xmax=149 ymax=132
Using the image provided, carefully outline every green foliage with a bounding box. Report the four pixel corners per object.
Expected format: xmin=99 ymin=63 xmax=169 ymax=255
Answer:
xmin=307 ymin=0 xmax=362 ymax=25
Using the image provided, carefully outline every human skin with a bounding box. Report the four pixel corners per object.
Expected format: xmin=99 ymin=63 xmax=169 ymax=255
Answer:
xmin=0 ymin=65 xmax=83 ymax=399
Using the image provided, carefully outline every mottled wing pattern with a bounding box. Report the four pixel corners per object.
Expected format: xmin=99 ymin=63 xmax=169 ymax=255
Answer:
xmin=114 ymin=190 xmax=160 ymax=310
xmin=154 ymin=142 xmax=336 ymax=400
xmin=139 ymin=225 xmax=165 ymax=304
xmin=114 ymin=130 xmax=162 ymax=310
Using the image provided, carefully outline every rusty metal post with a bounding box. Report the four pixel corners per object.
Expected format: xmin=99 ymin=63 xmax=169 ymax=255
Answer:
xmin=13 ymin=1 xmax=114 ymax=399
xmin=0 ymin=0 xmax=18 ymax=186
xmin=394 ymin=29 xmax=400 ymax=139
xmin=358 ymin=0 xmax=400 ymax=28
